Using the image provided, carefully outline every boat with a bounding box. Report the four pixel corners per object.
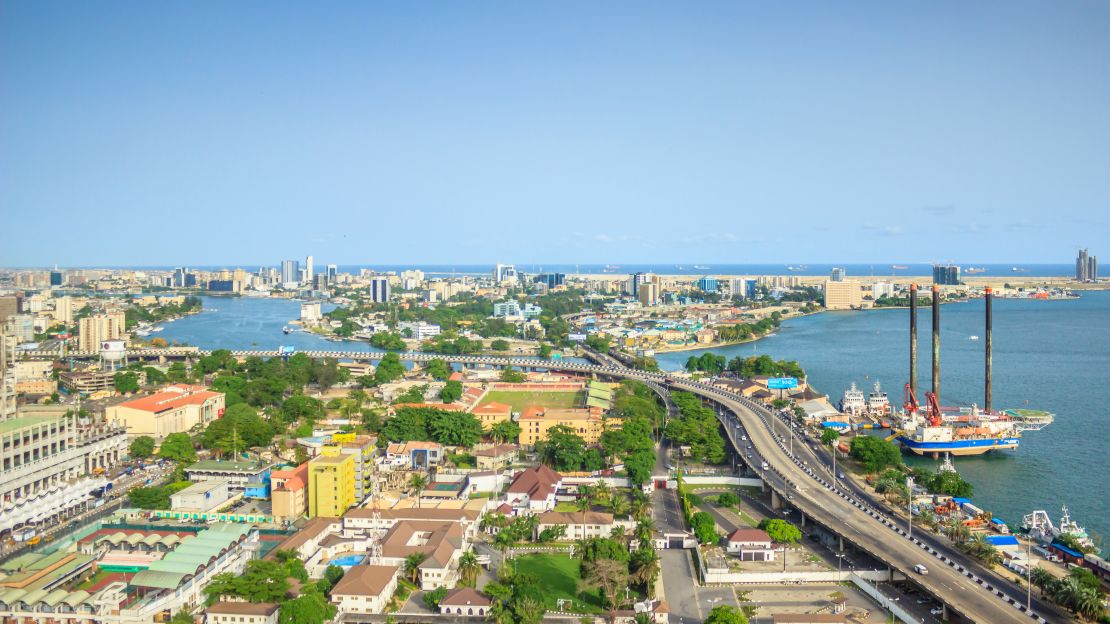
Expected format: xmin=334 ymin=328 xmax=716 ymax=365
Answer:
xmin=839 ymin=382 xmax=866 ymax=415
xmin=150 ymin=326 xmax=164 ymax=333
xmin=693 ymin=265 xmax=710 ymax=270
xmin=1011 ymin=267 xmax=1027 ymax=272
xmin=282 ymin=326 xmax=293 ymax=335
xmin=786 ymin=265 xmax=808 ymax=271
xmin=867 ymin=381 xmax=891 ymax=416
xmin=965 ymin=267 xmax=987 ymax=274
xmin=893 ymin=394 xmax=1053 ymax=456
xmin=1022 ymin=506 xmax=1095 ymax=550
xmin=891 ymin=264 xmax=909 ymax=270
xmin=969 ymin=335 xmax=980 ymax=341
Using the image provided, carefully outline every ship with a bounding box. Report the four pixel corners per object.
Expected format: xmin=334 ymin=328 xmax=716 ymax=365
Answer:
xmin=891 ymin=264 xmax=909 ymax=270
xmin=602 ymin=264 xmax=621 ymax=273
xmin=693 ymin=265 xmax=710 ymax=270
xmin=892 ymin=286 xmax=1053 ymax=456
xmin=786 ymin=265 xmax=808 ymax=271
xmin=282 ymin=326 xmax=293 ymax=334
xmin=1022 ymin=506 xmax=1095 ymax=550
xmin=965 ymin=267 xmax=987 ymax=274
xmin=867 ymin=381 xmax=891 ymax=416
xmin=839 ymin=382 xmax=866 ymax=415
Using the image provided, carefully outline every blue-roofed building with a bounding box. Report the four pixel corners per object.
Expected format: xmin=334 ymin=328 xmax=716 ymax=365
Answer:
xmin=696 ymin=277 xmax=718 ymax=292
xmin=984 ymin=535 xmax=1019 ymax=547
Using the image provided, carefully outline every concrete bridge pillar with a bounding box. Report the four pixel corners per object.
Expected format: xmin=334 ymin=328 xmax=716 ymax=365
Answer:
xmin=799 ymin=512 xmax=806 ymax=528
xmin=770 ymin=490 xmax=783 ymax=510
xmin=941 ymin=604 xmax=948 ymax=621
xmin=839 ymin=535 xmax=844 ymax=552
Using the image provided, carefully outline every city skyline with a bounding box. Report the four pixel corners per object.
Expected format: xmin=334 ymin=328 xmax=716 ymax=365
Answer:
xmin=2 ymin=2 xmax=1109 ymax=266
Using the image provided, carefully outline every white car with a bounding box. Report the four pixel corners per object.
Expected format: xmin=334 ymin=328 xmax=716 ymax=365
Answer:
xmin=930 ymin=607 xmax=944 ymax=616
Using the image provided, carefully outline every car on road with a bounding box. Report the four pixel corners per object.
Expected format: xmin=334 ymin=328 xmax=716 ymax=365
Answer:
xmin=930 ymin=607 xmax=944 ymax=616
xmin=914 ymin=564 xmax=929 ymax=575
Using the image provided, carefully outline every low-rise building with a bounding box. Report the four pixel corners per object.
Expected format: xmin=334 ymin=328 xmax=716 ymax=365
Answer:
xmin=471 ymin=401 xmax=512 ymax=429
xmin=206 ymin=601 xmax=280 ymax=624
xmin=331 ymin=564 xmax=401 ymax=615
xmin=725 ymin=528 xmax=775 ymax=561
xmin=106 ymin=384 xmax=224 ymax=441
xmin=170 ymin=480 xmax=232 ymax=513
xmin=270 ymin=462 xmax=309 ymax=522
xmin=506 ymin=465 xmax=562 ymax=513
xmin=186 ymin=460 xmax=274 ymax=492
xmin=439 ymin=587 xmax=491 ymax=617
xmin=473 ymin=444 xmax=518 ymax=471
xmin=379 ymin=520 xmax=465 ymax=590
xmin=385 ymin=440 xmax=443 ymax=470
xmin=536 ymin=510 xmax=628 ymax=540
xmin=519 ymin=406 xmax=605 ymax=446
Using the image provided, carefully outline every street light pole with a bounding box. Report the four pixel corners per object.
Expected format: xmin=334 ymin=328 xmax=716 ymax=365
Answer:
xmin=1026 ymin=538 xmax=1032 ymax=612
xmin=906 ymin=477 xmax=914 ymax=541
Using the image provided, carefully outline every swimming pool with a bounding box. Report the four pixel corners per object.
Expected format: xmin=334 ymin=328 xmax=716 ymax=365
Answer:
xmin=327 ymin=553 xmax=367 ymax=567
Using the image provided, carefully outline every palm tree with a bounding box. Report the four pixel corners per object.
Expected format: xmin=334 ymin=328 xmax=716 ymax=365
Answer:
xmin=593 ymin=480 xmax=612 ymax=505
xmin=408 ymin=473 xmax=428 ymax=507
xmin=629 ymin=495 xmax=649 ymax=521
xmin=635 ymin=517 xmax=656 ymax=546
xmin=404 ymin=552 xmax=427 ymax=583
xmin=458 ymin=549 xmax=480 ymax=587
xmin=610 ymin=493 xmax=630 ymax=519
xmin=1050 ymin=577 xmax=1083 ymax=613
xmin=610 ymin=525 xmax=630 ymax=544
xmin=575 ymin=496 xmax=592 ymax=532
xmin=1073 ymin=586 xmax=1104 ymax=621
xmin=977 ymin=543 xmax=1001 ymax=568
xmin=1030 ymin=566 xmax=1055 ymax=598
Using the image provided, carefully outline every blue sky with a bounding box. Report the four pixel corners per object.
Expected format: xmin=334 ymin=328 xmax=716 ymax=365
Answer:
xmin=2 ymin=2 xmax=1108 ymax=267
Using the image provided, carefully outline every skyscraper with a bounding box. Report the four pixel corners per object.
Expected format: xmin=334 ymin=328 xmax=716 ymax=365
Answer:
xmin=305 ymin=255 xmax=314 ymax=282
xmin=326 ymin=264 xmax=338 ymax=280
xmin=493 ymin=264 xmax=517 ymax=284
xmin=281 ymin=260 xmax=300 ymax=285
xmin=49 ymin=269 xmax=64 ymax=287
xmin=830 ymin=267 xmax=846 ymax=282
xmin=932 ymin=264 xmax=961 ymax=286
xmin=369 ymin=277 xmax=391 ymax=303
xmin=1076 ymin=249 xmax=1098 ymax=282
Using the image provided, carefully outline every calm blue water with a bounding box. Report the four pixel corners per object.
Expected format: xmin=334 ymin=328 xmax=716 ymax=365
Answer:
xmin=657 ymin=292 xmax=1110 ymax=545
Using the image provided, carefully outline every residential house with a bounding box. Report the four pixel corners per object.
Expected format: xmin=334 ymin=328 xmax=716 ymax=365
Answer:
xmin=506 ymin=465 xmax=562 ymax=513
xmin=536 ymin=510 xmax=631 ymax=541
xmin=205 ymin=602 xmax=280 ymax=624
xmin=331 ymin=564 xmax=401 ymax=615
xmin=379 ymin=520 xmax=466 ymax=590
xmin=439 ymin=588 xmax=491 ymax=617
xmin=725 ymin=528 xmax=775 ymax=561
xmin=473 ymin=444 xmax=518 ymax=470
xmin=385 ymin=441 xmax=443 ymax=470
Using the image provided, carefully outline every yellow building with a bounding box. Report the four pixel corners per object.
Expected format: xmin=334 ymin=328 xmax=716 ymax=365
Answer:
xmin=823 ymin=280 xmax=863 ymax=310
xmin=471 ymin=402 xmax=512 ymax=430
xmin=518 ymin=407 xmax=605 ymax=447
xmin=308 ymin=446 xmax=356 ymax=518
xmin=78 ymin=311 xmax=126 ymax=351
xmin=106 ymin=385 xmax=224 ymax=442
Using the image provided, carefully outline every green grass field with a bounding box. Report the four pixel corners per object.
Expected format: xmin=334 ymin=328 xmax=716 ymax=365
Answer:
xmin=512 ymin=553 xmax=604 ymax=613
xmin=482 ymin=390 xmax=583 ymax=412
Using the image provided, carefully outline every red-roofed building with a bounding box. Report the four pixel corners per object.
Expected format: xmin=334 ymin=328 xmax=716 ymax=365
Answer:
xmin=726 ymin=528 xmax=775 ymax=561
xmin=471 ymin=402 xmax=512 ymax=429
xmin=271 ymin=462 xmax=309 ymax=521
xmin=506 ymin=465 xmax=562 ymax=512
xmin=106 ymin=384 xmax=224 ymax=441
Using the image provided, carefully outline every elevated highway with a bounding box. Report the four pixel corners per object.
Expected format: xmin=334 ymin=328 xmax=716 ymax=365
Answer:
xmin=27 ymin=346 xmax=1062 ymax=621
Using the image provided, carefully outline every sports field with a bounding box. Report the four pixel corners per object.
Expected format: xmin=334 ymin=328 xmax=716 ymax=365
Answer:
xmin=481 ymin=390 xmax=582 ymax=412
xmin=512 ymin=553 xmax=604 ymax=613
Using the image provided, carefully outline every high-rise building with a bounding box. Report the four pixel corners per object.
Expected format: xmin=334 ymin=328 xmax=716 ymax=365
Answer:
xmin=535 ymin=273 xmax=566 ymax=289
xmin=172 ymin=267 xmax=189 ymax=288
xmin=932 ymin=264 xmax=961 ymax=286
xmin=78 ymin=311 xmax=127 ymax=351
xmin=307 ymin=446 xmax=356 ymax=518
xmin=695 ymin=277 xmax=718 ymax=292
xmin=627 ymin=272 xmax=654 ymax=297
xmin=1076 ymin=249 xmax=1098 ymax=282
xmin=493 ymin=264 xmax=517 ymax=284
xmin=823 ymin=280 xmax=863 ymax=310
xmin=830 ymin=267 xmax=846 ymax=282
xmin=281 ymin=260 xmax=300 ymax=285
xmin=49 ymin=270 xmax=64 ymax=287
xmin=638 ymin=281 xmax=660 ymax=306
xmin=305 ymin=255 xmax=314 ymax=282
xmin=326 ymin=264 xmax=338 ymax=280
xmin=369 ymin=277 xmax=391 ymax=303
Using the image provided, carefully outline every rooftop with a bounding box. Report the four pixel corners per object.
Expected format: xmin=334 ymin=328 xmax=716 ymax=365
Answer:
xmin=114 ymin=385 xmax=221 ymax=414
xmin=187 ymin=460 xmax=273 ymax=474
xmin=207 ymin=601 xmax=280 ymax=616
xmin=331 ymin=564 xmax=399 ymax=597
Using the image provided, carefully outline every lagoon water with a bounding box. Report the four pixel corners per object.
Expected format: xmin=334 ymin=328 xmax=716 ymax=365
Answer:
xmin=656 ymin=292 xmax=1110 ymax=546
xmin=163 ymin=293 xmax=1109 ymax=546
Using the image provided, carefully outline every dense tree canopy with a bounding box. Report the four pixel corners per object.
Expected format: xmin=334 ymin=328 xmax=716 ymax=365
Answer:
xmin=202 ymin=403 xmax=274 ymax=454
xmin=849 ymin=435 xmax=903 ymax=472
xmin=759 ymin=518 xmax=802 ymax=543
xmin=380 ymin=407 xmax=484 ymax=447
xmin=129 ymin=436 xmax=155 ymax=459
xmin=665 ymin=392 xmax=726 ymax=464
xmin=535 ymin=425 xmax=604 ymax=472
xmin=158 ymin=432 xmax=197 ymax=463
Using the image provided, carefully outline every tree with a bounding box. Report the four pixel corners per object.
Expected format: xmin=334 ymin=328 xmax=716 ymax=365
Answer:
xmin=374 ymin=352 xmax=405 ymax=385
xmin=325 ymin=564 xmax=345 ymax=588
xmin=1030 ymin=566 xmax=1054 ymax=598
xmin=716 ymin=491 xmax=740 ymax=508
xmin=624 ymin=450 xmax=655 ymax=487
xmin=536 ymin=425 xmax=589 ymax=471
xmin=537 ymin=343 xmax=553 ymax=358
xmin=158 ymin=432 xmax=197 ymax=463
xmin=580 ymin=558 xmax=631 ymax=610
xmin=488 ymin=421 xmax=521 ymax=444
xmin=629 ymin=546 xmax=660 ymax=595
xmin=129 ymin=436 xmax=155 ymax=459
xmin=690 ymin=512 xmax=718 ymax=544
xmin=114 ymin=371 xmax=140 ymax=393
xmin=370 ymin=332 xmax=407 ymax=350
xmin=926 ymin=470 xmax=974 ymax=498
xmin=820 ymin=428 xmax=840 ymax=446
xmin=404 ymin=552 xmax=427 ymax=583
xmin=408 ymin=473 xmax=428 ymax=507
xmin=423 ymin=586 xmax=448 ymax=610
xmin=425 ymin=358 xmax=452 ymax=380
xmin=202 ymin=403 xmax=274 ymax=455
xmin=144 ymin=367 xmax=167 ymax=384
xmin=758 ymin=519 xmax=802 ymax=544
xmin=457 ymin=549 xmax=480 ymax=587
xmin=705 ymin=604 xmax=749 ymax=624
xmin=283 ymin=395 xmax=323 ymax=422
xmin=439 ymin=380 xmax=463 ymax=403
xmin=490 ymin=339 xmax=511 ymax=351
xmin=849 ymin=435 xmax=903 ymax=472
xmin=427 ymin=410 xmax=484 ymax=447
xmin=499 ymin=366 xmax=526 ymax=383
xmin=279 ymin=593 xmax=331 ymax=624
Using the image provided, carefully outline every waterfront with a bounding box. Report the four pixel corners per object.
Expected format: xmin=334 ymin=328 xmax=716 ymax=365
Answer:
xmin=657 ymin=292 xmax=1110 ymax=549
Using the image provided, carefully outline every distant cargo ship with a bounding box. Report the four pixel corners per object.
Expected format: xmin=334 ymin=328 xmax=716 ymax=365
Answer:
xmin=965 ymin=267 xmax=987 ymax=274
xmin=891 ymin=264 xmax=909 ymax=270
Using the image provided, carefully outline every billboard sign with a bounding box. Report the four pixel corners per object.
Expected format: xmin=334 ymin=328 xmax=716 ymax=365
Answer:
xmin=278 ymin=345 xmax=296 ymax=356
xmin=767 ymin=377 xmax=798 ymax=390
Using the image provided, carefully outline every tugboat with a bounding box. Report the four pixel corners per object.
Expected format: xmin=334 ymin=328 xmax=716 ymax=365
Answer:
xmin=282 ymin=326 xmax=293 ymax=335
